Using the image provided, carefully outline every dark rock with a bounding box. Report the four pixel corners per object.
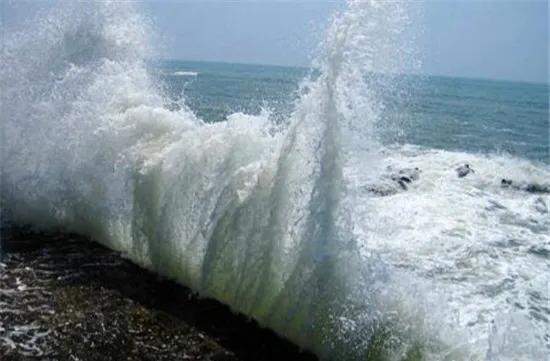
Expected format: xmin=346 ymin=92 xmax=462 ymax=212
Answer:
xmin=501 ymin=179 xmax=513 ymax=187
xmin=524 ymin=184 xmax=550 ymax=194
xmin=0 ymin=227 xmax=317 ymax=361
xmin=210 ymin=350 xmax=238 ymax=361
xmin=456 ymin=164 xmax=474 ymax=178
xmin=391 ymin=168 xmax=420 ymax=183
xmin=363 ymin=185 xmax=399 ymax=197
xmin=364 ymin=167 xmax=421 ymax=196
xmin=500 ymin=179 xmax=549 ymax=194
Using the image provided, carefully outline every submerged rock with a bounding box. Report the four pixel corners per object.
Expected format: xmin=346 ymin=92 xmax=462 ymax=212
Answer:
xmin=501 ymin=179 xmax=550 ymax=194
xmin=391 ymin=167 xmax=421 ymax=190
xmin=364 ymin=167 xmax=421 ymax=196
xmin=456 ymin=164 xmax=474 ymax=178
xmin=363 ymin=184 xmax=401 ymax=196
xmin=524 ymin=184 xmax=550 ymax=194
xmin=501 ymin=178 xmax=513 ymax=187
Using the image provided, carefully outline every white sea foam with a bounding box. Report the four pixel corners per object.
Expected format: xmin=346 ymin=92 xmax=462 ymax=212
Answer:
xmin=1 ymin=1 xmax=548 ymax=360
xmin=348 ymin=145 xmax=549 ymax=359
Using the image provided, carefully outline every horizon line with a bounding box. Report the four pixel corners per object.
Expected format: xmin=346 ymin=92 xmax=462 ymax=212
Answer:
xmin=155 ymin=57 xmax=550 ymax=87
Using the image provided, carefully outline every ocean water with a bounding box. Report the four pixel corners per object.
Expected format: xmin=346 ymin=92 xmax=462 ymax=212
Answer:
xmin=158 ymin=60 xmax=549 ymax=163
xmin=1 ymin=1 xmax=549 ymax=360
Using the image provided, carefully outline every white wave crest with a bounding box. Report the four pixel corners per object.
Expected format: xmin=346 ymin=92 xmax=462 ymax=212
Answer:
xmin=171 ymin=71 xmax=198 ymax=77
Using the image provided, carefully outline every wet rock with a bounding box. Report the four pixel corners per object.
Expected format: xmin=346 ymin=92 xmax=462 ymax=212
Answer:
xmin=501 ymin=178 xmax=513 ymax=187
xmin=0 ymin=228 xmax=317 ymax=361
xmin=456 ymin=164 xmax=474 ymax=178
xmin=363 ymin=184 xmax=400 ymax=196
xmin=211 ymin=351 xmax=238 ymax=361
xmin=392 ymin=167 xmax=421 ymax=183
xmin=391 ymin=168 xmax=421 ymax=190
xmin=524 ymin=184 xmax=550 ymax=194
xmin=364 ymin=167 xmax=421 ymax=196
xmin=500 ymin=179 xmax=550 ymax=194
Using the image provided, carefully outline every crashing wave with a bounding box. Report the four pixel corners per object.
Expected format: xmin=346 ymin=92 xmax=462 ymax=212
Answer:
xmin=2 ymin=1 xmax=548 ymax=360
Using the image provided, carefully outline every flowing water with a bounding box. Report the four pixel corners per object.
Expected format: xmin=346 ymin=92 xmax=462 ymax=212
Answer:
xmin=1 ymin=1 xmax=549 ymax=360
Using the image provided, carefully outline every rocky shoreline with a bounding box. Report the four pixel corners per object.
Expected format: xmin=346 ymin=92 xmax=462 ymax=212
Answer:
xmin=0 ymin=227 xmax=317 ymax=361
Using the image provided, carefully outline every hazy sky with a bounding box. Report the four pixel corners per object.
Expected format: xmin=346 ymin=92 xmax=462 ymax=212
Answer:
xmin=141 ymin=0 xmax=548 ymax=84
xmin=421 ymin=0 xmax=548 ymax=84
xmin=3 ymin=1 xmax=548 ymax=83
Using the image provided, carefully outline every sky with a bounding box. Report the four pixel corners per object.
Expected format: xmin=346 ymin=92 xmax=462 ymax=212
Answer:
xmin=2 ymin=0 xmax=548 ymax=84
xmin=140 ymin=0 xmax=548 ymax=84
xmin=421 ymin=0 xmax=548 ymax=84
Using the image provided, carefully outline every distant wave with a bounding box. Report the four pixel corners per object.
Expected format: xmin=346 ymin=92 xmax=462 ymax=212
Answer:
xmin=172 ymin=71 xmax=198 ymax=77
